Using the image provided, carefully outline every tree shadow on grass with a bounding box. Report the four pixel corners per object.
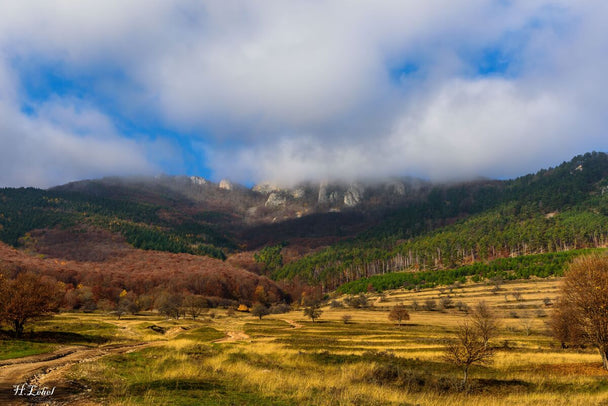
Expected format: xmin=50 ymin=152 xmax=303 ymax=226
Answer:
xmin=0 ymin=329 xmax=110 ymax=345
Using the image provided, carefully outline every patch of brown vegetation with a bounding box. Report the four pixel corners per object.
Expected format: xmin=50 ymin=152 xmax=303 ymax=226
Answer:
xmin=530 ymin=362 xmax=608 ymax=376
xmin=0 ymin=241 xmax=285 ymax=304
xmin=25 ymin=226 xmax=130 ymax=262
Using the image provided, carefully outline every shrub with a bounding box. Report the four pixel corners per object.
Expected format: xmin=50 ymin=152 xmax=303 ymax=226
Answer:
xmin=439 ymin=296 xmax=454 ymax=310
xmin=424 ymin=299 xmax=437 ymax=311
xmin=329 ymin=300 xmax=344 ymax=308
xmin=269 ymin=303 xmax=291 ymax=314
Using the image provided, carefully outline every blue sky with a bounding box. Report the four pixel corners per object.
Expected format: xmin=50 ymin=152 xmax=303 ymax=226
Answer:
xmin=0 ymin=1 xmax=607 ymax=187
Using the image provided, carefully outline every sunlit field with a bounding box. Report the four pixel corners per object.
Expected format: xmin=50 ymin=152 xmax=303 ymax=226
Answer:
xmin=6 ymin=277 xmax=608 ymax=405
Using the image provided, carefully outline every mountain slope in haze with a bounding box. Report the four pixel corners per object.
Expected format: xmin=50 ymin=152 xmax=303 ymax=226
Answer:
xmin=274 ymin=152 xmax=608 ymax=289
xmin=0 ymin=152 xmax=607 ymax=295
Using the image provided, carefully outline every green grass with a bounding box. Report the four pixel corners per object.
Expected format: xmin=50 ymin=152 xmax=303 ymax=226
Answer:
xmin=33 ymin=316 xmax=120 ymax=344
xmin=71 ymin=346 xmax=293 ymax=406
xmin=0 ymin=340 xmax=56 ymax=360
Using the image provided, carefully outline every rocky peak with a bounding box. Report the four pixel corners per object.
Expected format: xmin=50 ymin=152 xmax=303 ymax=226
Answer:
xmin=265 ymin=192 xmax=287 ymax=207
xmin=253 ymin=182 xmax=282 ymax=194
xmin=219 ymin=179 xmax=233 ymax=190
xmin=344 ymin=183 xmax=364 ymax=207
xmin=189 ymin=176 xmax=208 ymax=186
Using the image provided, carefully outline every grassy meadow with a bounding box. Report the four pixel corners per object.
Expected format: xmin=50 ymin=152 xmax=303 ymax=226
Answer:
xmin=5 ymin=277 xmax=608 ymax=405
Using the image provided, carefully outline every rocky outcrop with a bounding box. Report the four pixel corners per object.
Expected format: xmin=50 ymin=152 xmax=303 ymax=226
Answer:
xmin=265 ymin=192 xmax=287 ymax=207
xmin=219 ymin=179 xmax=233 ymax=190
xmin=291 ymin=187 xmax=306 ymax=199
xmin=386 ymin=181 xmax=405 ymax=196
xmin=253 ymin=182 xmax=281 ymax=194
xmin=344 ymin=183 xmax=364 ymax=207
xmin=318 ymin=182 xmax=340 ymax=205
xmin=189 ymin=176 xmax=208 ymax=186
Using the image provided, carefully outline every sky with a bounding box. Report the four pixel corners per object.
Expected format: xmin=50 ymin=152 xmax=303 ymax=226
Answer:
xmin=0 ymin=1 xmax=607 ymax=188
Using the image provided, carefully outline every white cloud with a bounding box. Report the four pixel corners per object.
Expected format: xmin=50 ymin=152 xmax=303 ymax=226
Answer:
xmin=0 ymin=97 xmax=160 ymax=188
xmin=0 ymin=59 xmax=163 ymax=187
xmin=0 ymin=1 xmax=607 ymax=186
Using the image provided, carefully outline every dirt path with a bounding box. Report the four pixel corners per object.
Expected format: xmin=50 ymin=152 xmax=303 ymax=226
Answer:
xmin=0 ymin=342 xmax=156 ymax=405
xmin=282 ymin=319 xmax=303 ymax=329
xmin=214 ymin=331 xmax=251 ymax=343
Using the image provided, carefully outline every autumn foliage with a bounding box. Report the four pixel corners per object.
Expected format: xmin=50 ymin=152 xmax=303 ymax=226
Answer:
xmin=552 ymin=255 xmax=608 ymax=369
xmin=0 ymin=241 xmax=286 ymax=315
xmin=0 ymin=272 xmax=61 ymax=337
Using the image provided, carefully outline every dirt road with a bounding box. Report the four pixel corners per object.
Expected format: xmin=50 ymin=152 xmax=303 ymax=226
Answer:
xmin=0 ymin=342 xmax=153 ymax=405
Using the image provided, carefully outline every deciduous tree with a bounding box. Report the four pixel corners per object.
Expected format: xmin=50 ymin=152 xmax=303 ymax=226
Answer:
xmin=388 ymin=304 xmax=410 ymax=326
xmin=470 ymin=301 xmax=498 ymax=349
xmin=0 ymin=272 xmax=60 ymax=337
xmin=303 ymin=304 xmax=322 ymax=323
xmin=444 ymin=321 xmax=495 ymax=387
xmin=251 ymin=303 xmax=270 ymax=320
xmin=552 ymin=255 xmax=608 ymax=369
xmin=182 ymin=295 xmax=208 ymax=320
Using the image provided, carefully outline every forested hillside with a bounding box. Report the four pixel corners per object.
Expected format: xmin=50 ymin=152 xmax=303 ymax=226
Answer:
xmin=271 ymin=152 xmax=608 ymax=290
xmin=0 ymin=187 xmax=234 ymax=260
xmin=0 ymin=152 xmax=607 ymax=294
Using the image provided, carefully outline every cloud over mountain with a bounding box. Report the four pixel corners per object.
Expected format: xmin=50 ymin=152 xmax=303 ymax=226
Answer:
xmin=1 ymin=1 xmax=607 ymax=186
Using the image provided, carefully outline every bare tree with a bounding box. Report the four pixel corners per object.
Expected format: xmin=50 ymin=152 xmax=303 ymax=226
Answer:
xmin=444 ymin=321 xmax=495 ymax=387
xmin=520 ymin=319 xmax=532 ymax=336
xmin=182 ymin=295 xmax=208 ymax=320
xmin=388 ymin=304 xmax=410 ymax=326
xmin=155 ymin=292 xmax=183 ymax=319
xmin=552 ymin=255 xmax=608 ymax=369
xmin=512 ymin=290 xmax=524 ymax=302
xmin=439 ymin=296 xmax=454 ymax=310
xmin=470 ymin=301 xmax=498 ymax=349
xmin=550 ymin=297 xmax=583 ymax=349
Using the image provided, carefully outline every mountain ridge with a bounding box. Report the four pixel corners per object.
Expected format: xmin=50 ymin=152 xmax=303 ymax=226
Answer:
xmin=1 ymin=151 xmax=607 ymax=298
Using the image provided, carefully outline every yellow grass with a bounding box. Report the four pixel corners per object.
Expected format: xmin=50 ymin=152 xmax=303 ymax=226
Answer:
xmin=54 ymin=278 xmax=608 ymax=405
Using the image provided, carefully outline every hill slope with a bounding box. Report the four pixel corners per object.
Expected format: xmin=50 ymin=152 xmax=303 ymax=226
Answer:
xmin=1 ymin=152 xmax=607 ymax=294
xmin=272 ymin=152 xmax=608 ymax=289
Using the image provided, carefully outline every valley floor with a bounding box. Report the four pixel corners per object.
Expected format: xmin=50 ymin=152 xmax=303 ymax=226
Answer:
xmin=2 ymin=278 xmax=608 ymax=405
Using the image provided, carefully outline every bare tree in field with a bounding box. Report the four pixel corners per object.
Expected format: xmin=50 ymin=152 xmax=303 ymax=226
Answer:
xmin=444 ymin=321 xmax=495 ymax=387
xmin=388 ymin=304 xmax=410 ymax=326
xmin=470 ymin=301 xmax=498 ymax=349
xmin=182 ymin=295 xmax=208 ymax=320
xmin=444 ymin=301 xmax=497 ymax=387
xmin=552 ymin=255 xmax=608 ymax=369
xmin=0 ymin=272 xmax=60 ymax=337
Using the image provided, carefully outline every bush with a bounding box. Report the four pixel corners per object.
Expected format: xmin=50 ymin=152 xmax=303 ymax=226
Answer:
xmin=455 ymin=301 xmax=470 ymax=313
xmin=439 ymin=296 xmax=454 ymax=310
xmin=329 ymin=300 xmax=344 ymax=308
xmin=424 ymin=299 xmax=437 ymax=311
xmin=269 ymin=303 xmax=291 ymax=314
xmin=344 ymin=294 xmax=369 ymax=309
